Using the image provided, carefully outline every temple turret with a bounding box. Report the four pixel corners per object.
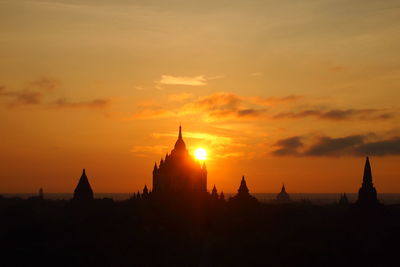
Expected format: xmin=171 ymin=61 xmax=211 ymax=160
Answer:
xmin=153 ymin=162 xmax=158 ymax=173
xmin=357 ymin=157 xmax=380 ymax=207
xmin=276 ymin=184 xmax=290 ymax=203
xmin=229 ymin=176 xmax=258 ymax=206
xmin=152 ymin=126 xmax=207 ymax=195
xmin=211 ymin=185 xmax=218 ymax=199
xmin=173 ymin=125 xmax=186 ymax=151
xmin=238 ymin=176 xmax=249 ymax=196
xmin=73 ymin=169 xmax=94 ymax=202
xmin=142 ymin=184 xmax=149 ymax=198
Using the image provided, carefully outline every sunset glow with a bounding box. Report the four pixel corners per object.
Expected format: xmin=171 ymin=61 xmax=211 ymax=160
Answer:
xmin=0 ymin=0 xmax=399 ymax=194
xmin=194 ymin=148 xmax=207 ymax=161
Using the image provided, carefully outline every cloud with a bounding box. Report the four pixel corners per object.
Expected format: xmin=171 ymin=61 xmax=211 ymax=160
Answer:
xmin=0 ymin=88 xmax=44 ymax=107
xmin=130 ymin=92 xmax=268 ymax=121
xmin=304 ymin=135 xmax=365 ymax=156
xmin=51 ymin=98 xmax=111 ymax=109
xmin=272 ymin=134 xmax=400 ymax=157
xmin=0 ymin=77 xmax=111 ymax=111
xmin=129 ymin=92 xmax=396 ymax=123
xmin=158 ymin=75 xmax=207 ymax=86
xmin=355 ymin=138 xmax=400 ymax=156
xmin=28 ymin=77 xmax=61 ymax=92
xmin=251 ymin=95 xmax=303 ymax=106
xmin=274 ymin=108 xmax=392 ymax=121
xmin=272 ymin=136 xmax=303 ymax=156
xmin=185 ymin=92 xmax=266 ymax=121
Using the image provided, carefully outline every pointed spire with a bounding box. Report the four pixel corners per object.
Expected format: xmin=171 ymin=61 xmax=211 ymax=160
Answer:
xmin=73 ymin=168 xmax=94 ymax=201
xmin=363 ymin=156 xmax=373 ymax=186
xmin=238 ymin=175 xmax=249 ymax=195
xmin=277 ymin=183 xmax=290 ymax=202
xmin=153 ymin=162 xmax=158 ymax=173
xmin=143 ymin=184 xmax=149 ymax=196
xmin=211 ymin=185 xmax=218 ymax=199
xmin=357 ymin=156 xmax=379 ymax=206
xmin=174 ymin=125 xmax=186 ymax=151
xmin=212 ymin=185 xmax=217 ymax=194
xmin=281 ymin=184 xmax=286 ymax=193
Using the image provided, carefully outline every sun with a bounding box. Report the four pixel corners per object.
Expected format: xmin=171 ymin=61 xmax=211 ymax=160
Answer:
xmin=194 ymin=148 xmax=207 ymax=161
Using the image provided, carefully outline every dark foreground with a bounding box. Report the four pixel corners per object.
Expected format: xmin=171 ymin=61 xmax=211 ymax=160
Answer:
xmin=1 ymin=197 xmax=399 ymax=267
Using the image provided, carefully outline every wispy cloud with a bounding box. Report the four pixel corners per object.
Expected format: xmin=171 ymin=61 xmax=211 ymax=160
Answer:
xmin=51 ymin=98 xmax=111 ymax=109
xmin=274 ymin=108 xmax=393 ymax=121
xmin=158 ymin=75 xmax=207 ymax=86
xmin=0 ymin=77 xmax=111 ymax=111
xmin=129 ymin=92 xmax=397 ymax=123
xmin=272 ymin=134 xmax=400 ymax=157
xmin=272 ymin=136 xmax=303 ymax=156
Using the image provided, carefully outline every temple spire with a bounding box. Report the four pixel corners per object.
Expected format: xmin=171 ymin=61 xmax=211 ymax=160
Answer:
xmin=73 ymin=168 xmax=94 ymax=202
xmin=174 ymin=125 xmax=186 ymax=151
xmin=357 ymin=157 xmax=380 ymax=207
xmin=362 ymin=157 xmax=373 ymax=187
xmin=238 ymin=175 xmax=249 ymax=195
xmin=276 ymin=183 xmax=290 ymax=203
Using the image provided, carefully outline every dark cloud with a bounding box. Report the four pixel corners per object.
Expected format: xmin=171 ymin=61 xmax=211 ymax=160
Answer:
xmin=252 ymin=95 xmax=303 ymax=105
xmin=0 ymin=88 xmax=44 ymax=107
xmin=274 ymin=108 xmax=392 ymax=121
xmin=272 ymin=136 xmax=303 ymax=156
xmin=355 ymin=138 xmax=400 ymax=156
xmin=187 ymin=92 xmax=266 ymax=120
xmin=51 ymin=98 xmax=111 ymax=109
xmin=273 ymin=134 xmax=400 ymax=157
xmin=304 ymin=135 xmax=365 ymax=156
xmin=0 ymin=77 xmax=111 ymax=110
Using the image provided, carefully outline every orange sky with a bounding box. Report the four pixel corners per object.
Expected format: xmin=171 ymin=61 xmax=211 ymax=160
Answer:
xmin=1 ymin=0 xmax=399 ymax=193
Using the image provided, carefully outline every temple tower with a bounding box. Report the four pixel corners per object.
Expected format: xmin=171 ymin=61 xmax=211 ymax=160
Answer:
xmin=73 ymin=169 xmax=94 ymax=201
xmin=152 ymin=126 xmax=207 ymax=195
xmin=276 ymin=184 xmax=290 ymax=203
xmin=357 ymin=157 xmax=379 ymax=206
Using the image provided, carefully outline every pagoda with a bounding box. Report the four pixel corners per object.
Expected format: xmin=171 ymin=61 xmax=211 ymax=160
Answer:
xmin=356 ymin=157 xmax=380 ymax=207
xmin=152 ymin=126 xmax=207 ymax=195
xmin=73 ymin=169 xmax=94 ymax=201
xmin=229 ymin=176 xmax=258 ymax=205
xmin=276 ymin=184 xmax=291 ymax=203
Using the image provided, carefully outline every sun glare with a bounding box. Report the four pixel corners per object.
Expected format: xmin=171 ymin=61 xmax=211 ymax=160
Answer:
xmin=194 ymin=148 xmax=207 ymax=161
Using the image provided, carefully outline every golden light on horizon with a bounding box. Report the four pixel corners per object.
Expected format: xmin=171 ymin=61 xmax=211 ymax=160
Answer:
xmin=194 ymin=148 xmax=207 ymax=161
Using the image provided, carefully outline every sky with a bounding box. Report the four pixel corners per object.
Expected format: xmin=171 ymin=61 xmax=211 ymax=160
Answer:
xmin=1 ymin=0 xmax=400 ymax=193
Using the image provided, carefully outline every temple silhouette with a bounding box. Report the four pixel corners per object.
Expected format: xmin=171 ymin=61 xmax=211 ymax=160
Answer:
xmin=356 ymin=156 xmax=380 ymax=207
xmin=152 ymin=126 xmax=207 ymax=196
xmin=276 ymin=184 xmax=291 ymax=203
xmin=229 ymin=176 xmax=258 ymax=206
xmin=3 ymin=128 xmax=397 ymax=267
xmin=73 ymin=168 xmax=93 ymax=202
